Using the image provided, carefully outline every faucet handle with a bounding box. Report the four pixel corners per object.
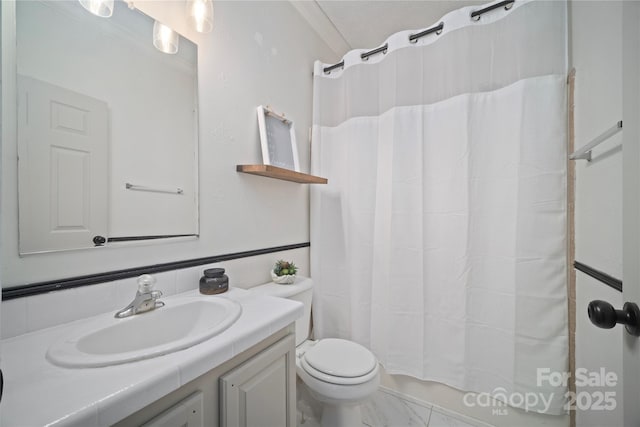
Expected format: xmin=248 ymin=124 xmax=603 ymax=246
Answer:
xmin=137 ymin=274 xmax=157 ymax=293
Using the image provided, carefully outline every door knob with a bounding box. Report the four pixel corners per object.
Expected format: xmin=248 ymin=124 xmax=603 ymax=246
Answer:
xmin=93 ymin=235 xmax=106 ymax=246
xmin=588 ymin=300 xmax=640 ymax=336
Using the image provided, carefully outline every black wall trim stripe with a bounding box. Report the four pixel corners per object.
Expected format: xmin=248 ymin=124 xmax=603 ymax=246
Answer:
xmin=574 ymin=261 xmax=622 ymax=293
xmin=2 ymin=242 xmax=311 ymax=301
xmin=108 ymin=234 xmax=197 ymax=242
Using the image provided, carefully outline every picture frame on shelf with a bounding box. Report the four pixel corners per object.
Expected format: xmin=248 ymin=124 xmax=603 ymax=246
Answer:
xmin=256 ymin=105 xmax=300 ymax=172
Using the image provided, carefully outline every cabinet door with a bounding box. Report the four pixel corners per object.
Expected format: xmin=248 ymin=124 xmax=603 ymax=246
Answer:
xmin=141 ymin=392 xmax=204 ymax=427
xmin=220 ymin=334 xmax=295 ymax=427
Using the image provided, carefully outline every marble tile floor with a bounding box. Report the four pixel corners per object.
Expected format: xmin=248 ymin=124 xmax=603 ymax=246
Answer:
xmin=297 ymin=386 xmax=491 ymax=427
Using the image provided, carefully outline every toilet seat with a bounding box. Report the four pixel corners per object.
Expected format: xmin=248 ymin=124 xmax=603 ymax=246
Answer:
xmin=300 ymin=338 xmax=378 ymax=385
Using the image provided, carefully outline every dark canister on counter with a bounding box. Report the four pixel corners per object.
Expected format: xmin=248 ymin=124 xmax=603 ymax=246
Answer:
xmin=200 ymin=268 xmax=229 ymax=295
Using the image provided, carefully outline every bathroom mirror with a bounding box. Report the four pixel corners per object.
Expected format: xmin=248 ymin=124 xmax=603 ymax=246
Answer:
xmin=15 ymin=0 xmax=199 ymax=254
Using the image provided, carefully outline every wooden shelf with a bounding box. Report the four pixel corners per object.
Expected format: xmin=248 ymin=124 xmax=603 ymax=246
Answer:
xmin=236 ymin=165 xmax=327 ymax=184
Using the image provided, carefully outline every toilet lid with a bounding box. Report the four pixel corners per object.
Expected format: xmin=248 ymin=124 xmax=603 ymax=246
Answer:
xmin=303 ymin=338 xmax=377 ymax=378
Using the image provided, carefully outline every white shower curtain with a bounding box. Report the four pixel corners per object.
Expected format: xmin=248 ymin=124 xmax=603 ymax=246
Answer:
xmin=310 ymin=0 xmax=568 ymax=415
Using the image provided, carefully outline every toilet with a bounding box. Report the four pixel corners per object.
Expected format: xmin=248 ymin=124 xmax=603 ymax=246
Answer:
xmin=250 ymin=277 xmax=380 ymax=427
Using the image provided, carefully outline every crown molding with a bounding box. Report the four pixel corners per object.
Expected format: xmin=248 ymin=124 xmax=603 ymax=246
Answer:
xmin=289 ymin=0 xmax=351 ymax=59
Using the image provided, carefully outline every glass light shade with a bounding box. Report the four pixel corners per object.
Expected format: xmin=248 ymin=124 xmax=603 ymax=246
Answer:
xmin=186 ymin=0 xmax=213 ymax=33
xmin=78 ymin=0 xmax=114 ymax=17
xmin=153 ymin=21 xmax=179 ymax=54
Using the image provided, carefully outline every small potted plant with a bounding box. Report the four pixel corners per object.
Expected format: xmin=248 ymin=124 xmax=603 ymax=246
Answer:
xmin=271 ymin=259 xmax=297 ymax=284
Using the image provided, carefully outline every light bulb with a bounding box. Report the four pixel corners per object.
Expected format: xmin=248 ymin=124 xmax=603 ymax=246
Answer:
xmin=153 ymin=21 xmax=179 ymax=54
xmin=78 ymin=0 xmax=114 ymax=17
xmin=186 ymin=0 xmax=213 ymax=33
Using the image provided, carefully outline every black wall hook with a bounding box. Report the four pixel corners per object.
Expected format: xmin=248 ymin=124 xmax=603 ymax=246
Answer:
xmin=588 ymin=300 xmax=640 ymax=336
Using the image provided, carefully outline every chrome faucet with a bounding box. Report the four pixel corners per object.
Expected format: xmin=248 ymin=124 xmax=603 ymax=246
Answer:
xmin=114 ymin=274 xmax=165 ymax=318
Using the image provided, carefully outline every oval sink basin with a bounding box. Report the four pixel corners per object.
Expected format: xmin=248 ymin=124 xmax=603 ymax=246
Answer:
xmin=47 ymin=296 xmax=242 ymax=368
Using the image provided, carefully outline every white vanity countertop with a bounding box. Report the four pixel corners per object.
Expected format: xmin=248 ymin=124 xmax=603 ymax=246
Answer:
xmin=0 ymin=287 xmax=303 ymax=427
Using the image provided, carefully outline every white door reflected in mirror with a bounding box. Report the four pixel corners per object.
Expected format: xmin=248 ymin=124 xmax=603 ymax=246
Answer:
xmin=18 ymin=76 xmax=109 ymax=254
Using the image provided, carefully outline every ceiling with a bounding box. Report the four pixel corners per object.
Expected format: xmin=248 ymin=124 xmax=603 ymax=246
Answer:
xmin=291 ymin=0 xmax=486 ymax=59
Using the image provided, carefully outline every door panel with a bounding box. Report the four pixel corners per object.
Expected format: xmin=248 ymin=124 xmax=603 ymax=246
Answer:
xmin=18 ymin=75 xmax=108 ymax=253
xmin=51 ymin=146 xmax=90 ymax=230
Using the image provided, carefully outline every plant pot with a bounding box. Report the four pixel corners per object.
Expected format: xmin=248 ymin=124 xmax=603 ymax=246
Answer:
xmin=271 ymin=270 xmax=296 ymax=284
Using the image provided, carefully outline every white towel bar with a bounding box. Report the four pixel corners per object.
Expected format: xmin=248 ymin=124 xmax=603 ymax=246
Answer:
xmin=125 ymin=183 xmax=183 ymax=195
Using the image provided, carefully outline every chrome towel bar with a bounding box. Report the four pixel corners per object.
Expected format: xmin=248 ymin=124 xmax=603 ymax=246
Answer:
xmin=125 ymin=183 xmax=183 ymax=194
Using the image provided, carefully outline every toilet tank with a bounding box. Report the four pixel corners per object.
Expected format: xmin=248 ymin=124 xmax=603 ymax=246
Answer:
xmin=249 ymin=277 xmax=313 ymax=346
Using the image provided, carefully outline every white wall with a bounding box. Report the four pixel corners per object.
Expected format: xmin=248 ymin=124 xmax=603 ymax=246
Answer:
xmin=1 ymin=1 xmax=337 ymax=287
xmin=570 ymin=1 xmax=624 ymax=426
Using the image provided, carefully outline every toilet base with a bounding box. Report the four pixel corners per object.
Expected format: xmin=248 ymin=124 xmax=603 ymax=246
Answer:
xmin=321 ymin=402 xmax=362 ymax=427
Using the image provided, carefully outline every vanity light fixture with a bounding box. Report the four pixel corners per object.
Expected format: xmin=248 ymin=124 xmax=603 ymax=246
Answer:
xmin=78 ymin=0 xmax=114 ymax=17
xmin=186 ymin=0 xmax=213 ymax=33
xmin=153 ymin=21 xmax=180 ymax=54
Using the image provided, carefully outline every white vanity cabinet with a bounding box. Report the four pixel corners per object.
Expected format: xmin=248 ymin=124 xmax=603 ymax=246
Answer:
xmin=114 ymin=329 xmax=295 ymax=427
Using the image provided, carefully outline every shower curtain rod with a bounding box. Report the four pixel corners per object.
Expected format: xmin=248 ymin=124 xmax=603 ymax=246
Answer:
xmin=323 ymin=61 xmax=344 ymax=74
xmin=322 ymin=1 xmax=515 ymax=74
xmin=409 ymin=22 xmax=444 ymax=44
xmin=471 ymin=0 xmax=515 ymax=21
xmin=361 ymin=43 xmax=388 ymax=61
